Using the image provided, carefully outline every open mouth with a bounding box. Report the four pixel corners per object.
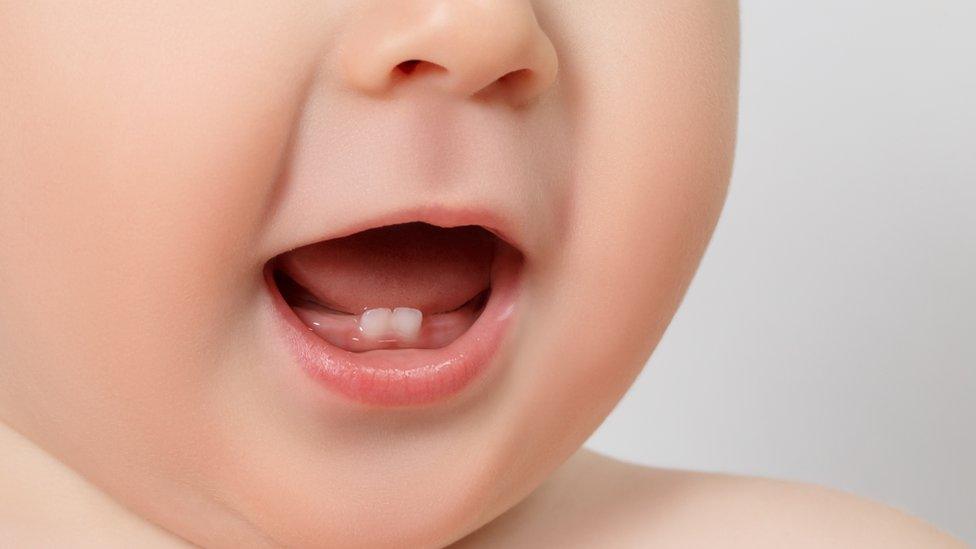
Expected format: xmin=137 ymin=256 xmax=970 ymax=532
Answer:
xmin=264 ymin=220 xmax=524 ymax=408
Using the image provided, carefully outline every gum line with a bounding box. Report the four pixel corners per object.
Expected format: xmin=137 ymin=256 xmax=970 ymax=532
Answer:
xmin=290 ymin=297 xmax=484 ymax=352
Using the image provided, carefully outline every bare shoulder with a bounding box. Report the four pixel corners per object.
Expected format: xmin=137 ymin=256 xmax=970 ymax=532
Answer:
xmin=566 ymin=449 xmax=966 ymax=548
xmin=455 ymin=448 xmax=967 ymax=549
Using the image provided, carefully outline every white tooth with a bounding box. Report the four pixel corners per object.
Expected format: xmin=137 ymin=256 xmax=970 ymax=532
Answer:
xmin=391 ymin=307 xmax=423 ymax=340
xmin=359 ymin=308 xmax=393 ymax=340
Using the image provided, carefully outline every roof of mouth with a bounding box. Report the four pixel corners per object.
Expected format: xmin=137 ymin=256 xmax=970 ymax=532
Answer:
xmin=275 ymin=222 xmax=497 ymax=315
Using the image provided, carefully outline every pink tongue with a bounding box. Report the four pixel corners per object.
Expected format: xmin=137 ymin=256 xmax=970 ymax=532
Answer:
xmin=278 ymin=223 xmax=495 ymax=314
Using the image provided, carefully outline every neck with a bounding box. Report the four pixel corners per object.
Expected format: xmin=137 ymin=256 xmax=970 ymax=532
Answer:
xmin=0 ymin=420 xmax=190 ymax=548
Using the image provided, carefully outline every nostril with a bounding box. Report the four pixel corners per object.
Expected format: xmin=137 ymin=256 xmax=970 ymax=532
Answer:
xmin=337 ymin=1 xmax=558 ymax=106
xmin=471 ymin=68 xmax=536 ymax=105
xmin=386 ymin=60 xmax=543 ymax=107
xmin=395 ymin=59 xmax=422 ymax=75
xmin=498 ymin=68 xmax=533 ymax=87
xmin=393 ymin=59 xmax=448 ymax=78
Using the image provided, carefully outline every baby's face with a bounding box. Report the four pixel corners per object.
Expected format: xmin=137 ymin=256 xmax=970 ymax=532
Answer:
xmin=0 ymin=1 xmax=738 ymax=546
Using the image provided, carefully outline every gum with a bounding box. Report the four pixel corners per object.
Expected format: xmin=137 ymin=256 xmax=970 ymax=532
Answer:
xmin=290 ymin=299 xmax=482 ymax=352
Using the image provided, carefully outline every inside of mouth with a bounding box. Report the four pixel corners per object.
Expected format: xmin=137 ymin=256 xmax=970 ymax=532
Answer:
xmin=271 ymin=222 xmax=506 ymax=353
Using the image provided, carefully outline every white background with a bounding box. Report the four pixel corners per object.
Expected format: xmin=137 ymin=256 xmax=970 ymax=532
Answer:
xmin=586 ymin=1 xmax=975 ymax=542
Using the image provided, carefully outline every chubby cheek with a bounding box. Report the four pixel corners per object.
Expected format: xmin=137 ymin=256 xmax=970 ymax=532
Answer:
xmin=0 ymin=4 xmax=308 ymax=479
xmin=486 ymin=0 xmax=739 ymax=507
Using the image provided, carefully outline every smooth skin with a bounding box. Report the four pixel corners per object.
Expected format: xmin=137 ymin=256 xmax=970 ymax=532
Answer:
xmin=0 ymin=1 xmax=964 ymax=547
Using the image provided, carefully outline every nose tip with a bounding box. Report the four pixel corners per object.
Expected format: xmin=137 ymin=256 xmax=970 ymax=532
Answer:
xmin=336 ymin=0 xmax=559 ymax=107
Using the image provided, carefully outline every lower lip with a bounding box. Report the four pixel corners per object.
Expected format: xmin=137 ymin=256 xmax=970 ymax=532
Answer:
xmin=263 ymin=247 xmax=522 ymax=408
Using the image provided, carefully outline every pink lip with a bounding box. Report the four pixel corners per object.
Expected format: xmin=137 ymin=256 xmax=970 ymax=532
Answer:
xmin=263 ymin=213 xmax=524 ymax=408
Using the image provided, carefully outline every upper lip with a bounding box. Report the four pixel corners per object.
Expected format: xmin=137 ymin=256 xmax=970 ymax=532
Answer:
xmin=271 ymin=201 xmax=528 ymax=260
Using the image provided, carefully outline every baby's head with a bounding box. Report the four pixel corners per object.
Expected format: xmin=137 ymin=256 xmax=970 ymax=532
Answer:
xmin=0 ymin=1 xmax=738 ymax=546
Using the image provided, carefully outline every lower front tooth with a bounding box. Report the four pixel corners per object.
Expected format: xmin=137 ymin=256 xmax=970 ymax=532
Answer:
xmin=359 ymin=308 xmax=393 ymax=340
xmin=391 ymin=307 xmax=423 ymax=340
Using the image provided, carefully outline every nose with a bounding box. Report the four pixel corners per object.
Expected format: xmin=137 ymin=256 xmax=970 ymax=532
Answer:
xmin=335 ymin=0 xmax=559 ymax=107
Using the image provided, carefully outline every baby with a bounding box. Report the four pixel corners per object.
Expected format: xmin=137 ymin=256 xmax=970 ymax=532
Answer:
xmin=0 ymin=1 xmax=963 ymax=547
